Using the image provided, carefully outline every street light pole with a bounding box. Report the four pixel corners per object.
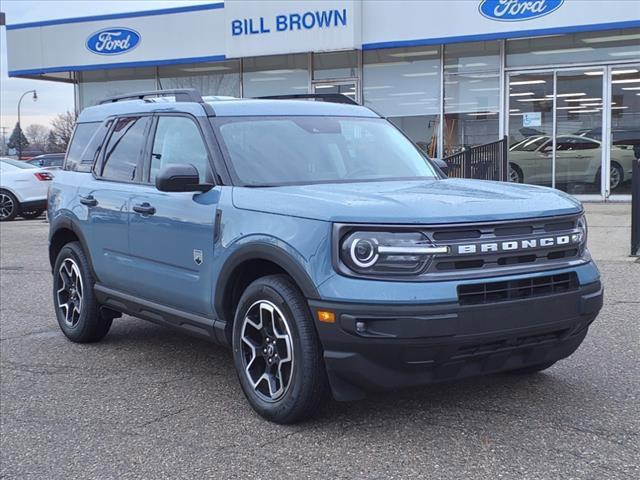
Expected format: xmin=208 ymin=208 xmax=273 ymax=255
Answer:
xmin=17 ymin=89 xmax=37 ymax=159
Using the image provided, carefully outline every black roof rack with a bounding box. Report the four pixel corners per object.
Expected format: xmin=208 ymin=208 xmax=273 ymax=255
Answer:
xmin=98 ymin=88 xmax=206 ymax=104
xmin=256 ymin=93 xmax=359 ymax=106
xmin=98 ymin=88 xmax=215 ymax=115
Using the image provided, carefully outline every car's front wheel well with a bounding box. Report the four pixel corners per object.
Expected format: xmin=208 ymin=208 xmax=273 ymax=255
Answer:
xmin=220 ymin=259 xmax=293 ymax=342
xmin=49 ymin=228 xmax=80 ymax=270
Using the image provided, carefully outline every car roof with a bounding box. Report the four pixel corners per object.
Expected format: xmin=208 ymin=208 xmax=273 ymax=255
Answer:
xmin=77 ymin=97 xmax=379 ymax=123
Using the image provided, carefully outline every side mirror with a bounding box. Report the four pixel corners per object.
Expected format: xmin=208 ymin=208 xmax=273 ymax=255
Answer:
xmin=155 ymin=164 xmax=212 ymax=192
xmin=432 ymin=158 xmax=449 ymax=176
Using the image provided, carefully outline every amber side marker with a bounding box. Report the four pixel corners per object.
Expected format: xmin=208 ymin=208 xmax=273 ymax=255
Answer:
xmin=317 ymin=310 xmax=336 ymax=323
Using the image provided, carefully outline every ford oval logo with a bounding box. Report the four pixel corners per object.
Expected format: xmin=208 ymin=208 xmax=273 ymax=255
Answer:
xmin=479 ymin=0 xmax=564 ymax=22
xmin=86 ymin=27 xmax=140 ymax=55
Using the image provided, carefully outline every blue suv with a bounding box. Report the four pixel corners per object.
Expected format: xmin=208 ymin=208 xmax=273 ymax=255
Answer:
xmin=48 ymin=89 xmax=603 ymax=423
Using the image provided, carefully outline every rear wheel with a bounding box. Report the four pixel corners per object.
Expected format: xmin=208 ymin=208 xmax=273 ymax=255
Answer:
xmin=20 ymin=209 xmax=44 ymax=220
xmin=0 ymin=190 xmax=19 ymax=221
xmin=53 ymin=242 xmax=112 ymax=342
xmin=232 ymin=274 xmax=328 ymax=424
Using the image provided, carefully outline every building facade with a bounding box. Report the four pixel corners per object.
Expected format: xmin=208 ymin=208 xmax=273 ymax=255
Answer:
xmin=6 ymin=0 xmax=640 ymax=200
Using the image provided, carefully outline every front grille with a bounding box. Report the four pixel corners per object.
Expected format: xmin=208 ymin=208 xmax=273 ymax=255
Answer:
xmin=457 ymin=272 xmax=579 ymax=306
xmin=426 ymin=214 xmax=583 ymax=275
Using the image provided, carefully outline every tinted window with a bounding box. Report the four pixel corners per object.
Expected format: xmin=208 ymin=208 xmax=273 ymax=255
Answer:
xmin=150 ymin=116 xmax=209 ymax=183
xmin=213 ymin=116 xmax=437 ymax=186
xmin=66 ymin=123 xmax=99 ymax=172
xmin=101 ymin=117 xmax=149 ymax=182
xmin=556 ymin=137 xmax=599 ymax=151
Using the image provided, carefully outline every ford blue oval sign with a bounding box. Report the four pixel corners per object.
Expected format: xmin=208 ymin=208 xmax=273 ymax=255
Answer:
xmin=479 ymin=0 xmax=564 ymax=22
xmin=86 ymin=28 xmax=140 ymax=55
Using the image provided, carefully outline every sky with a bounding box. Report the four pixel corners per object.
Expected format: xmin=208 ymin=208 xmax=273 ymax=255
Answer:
xmin=0 ymin=0 xmax=213 ymax=138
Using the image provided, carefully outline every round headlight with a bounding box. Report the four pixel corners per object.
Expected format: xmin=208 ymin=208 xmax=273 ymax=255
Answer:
xmin=350 ymin=238 xmax=379 ymax=268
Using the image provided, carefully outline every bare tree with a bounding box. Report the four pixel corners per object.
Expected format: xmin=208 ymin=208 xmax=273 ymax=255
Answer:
xmin=24 ymin=124 xmax=49 ymax=151
xmin=50 ymin=111 xmax=77 ymax=153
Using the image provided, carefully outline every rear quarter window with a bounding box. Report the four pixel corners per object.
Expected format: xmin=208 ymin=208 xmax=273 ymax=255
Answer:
xmin=65 ymin=121 xmax=111 ymax=172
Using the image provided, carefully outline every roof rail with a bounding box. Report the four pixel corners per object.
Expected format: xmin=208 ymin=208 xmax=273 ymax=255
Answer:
xmin=98 ymin=88 xmax=215 ymax=115
xmin=256 ymin=93 xmax=359 ymax=106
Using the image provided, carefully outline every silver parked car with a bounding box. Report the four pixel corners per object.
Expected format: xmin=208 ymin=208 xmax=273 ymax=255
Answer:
xmin=508 ymin=135 xmax=635 ymax=190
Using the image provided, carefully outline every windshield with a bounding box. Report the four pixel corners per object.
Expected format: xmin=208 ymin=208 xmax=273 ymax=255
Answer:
xmin=510 ymin=136 xmax=549 ymax=152
xmin=0 ymin=158 xmax=37 ymax=169
xmin=212 ymin=116 xmax=438 ymax=186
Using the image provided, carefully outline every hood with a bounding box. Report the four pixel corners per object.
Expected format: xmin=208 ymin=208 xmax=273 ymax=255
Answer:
xmin=232 ymin=179 xmax=582 ymax=224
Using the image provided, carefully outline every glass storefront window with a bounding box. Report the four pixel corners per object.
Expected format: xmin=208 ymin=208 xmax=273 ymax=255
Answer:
xmin=444 ymin=41 xmax=500 ymax=156
xmin=313 ymin=51 xmax=358 ymax=80
xmin=507 ymin=72 xmax=554 ymax=186
xmin=608 ymin=65 xmax=640 ymax=196
xmin=507 ymin=28 xmax=640 ymax=68
xmin=77 ymin=67 xmax=157 ymax=109
xmin=363 ymin=46 xmax=440 ymax=157
xmin=242 ymin=54 xmax=308 ymax=98
xmin=158 ymin=60 xmax=240 ymax=98
xmin=554 ymin=70 xmax=604 ymax=195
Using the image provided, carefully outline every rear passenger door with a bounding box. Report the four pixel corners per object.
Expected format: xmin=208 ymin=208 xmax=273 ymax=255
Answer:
xmin=127 ymin=114 xmax=220 ymax=316
xmin=80 ymin=115 xmax=151 ymax=291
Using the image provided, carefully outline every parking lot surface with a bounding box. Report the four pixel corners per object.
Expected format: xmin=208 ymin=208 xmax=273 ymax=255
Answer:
xmin=1 ymin=216 xmax=639 ymax=479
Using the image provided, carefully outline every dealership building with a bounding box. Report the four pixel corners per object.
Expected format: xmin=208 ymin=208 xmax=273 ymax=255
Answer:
xmin=6 ymin=0 xmax=640 ymax=200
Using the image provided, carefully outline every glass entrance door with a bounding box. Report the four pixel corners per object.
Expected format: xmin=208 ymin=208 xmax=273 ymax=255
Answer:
xmin=506 ymin=68 xmax=606 ymax=197
xmin=507 ymin=72 xmax=555 ymax=186
xmin=555 ymin=69 xmax=604 ymax=195
xmin=607 ymin=65 xmax=640 ymax=197
xmin=312 ymin=81 xmax=359 ymax=103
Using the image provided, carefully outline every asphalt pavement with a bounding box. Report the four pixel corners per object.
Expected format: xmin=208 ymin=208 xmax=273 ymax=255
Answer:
xmin=1 ymin=215 xmax=638 ymax=479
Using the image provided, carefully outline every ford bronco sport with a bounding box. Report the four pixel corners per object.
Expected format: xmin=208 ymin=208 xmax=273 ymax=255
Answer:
xmin=48 ymin=89 xmax=603 ymax=424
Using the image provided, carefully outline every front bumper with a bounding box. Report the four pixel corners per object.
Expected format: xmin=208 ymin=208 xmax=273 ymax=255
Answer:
xmin=310 ymin=279 xmax=603 ymax=401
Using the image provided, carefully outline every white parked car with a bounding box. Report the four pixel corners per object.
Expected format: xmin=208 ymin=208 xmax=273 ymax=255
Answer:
xmin=0 ymin=158 xmax=54 ymax=221
xmin=508 ymin=135 xmax=635 ymax=190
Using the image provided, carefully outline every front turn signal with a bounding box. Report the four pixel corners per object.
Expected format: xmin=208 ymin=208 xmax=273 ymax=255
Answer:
xmin=317 ymin=310 xmax=336 ymax=324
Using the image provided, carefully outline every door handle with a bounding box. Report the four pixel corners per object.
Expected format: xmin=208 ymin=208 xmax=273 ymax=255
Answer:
xmin=79 ymin=195 xmax=97 ymax=207
xmin=133 ymin=202 xmax=156 ymax=215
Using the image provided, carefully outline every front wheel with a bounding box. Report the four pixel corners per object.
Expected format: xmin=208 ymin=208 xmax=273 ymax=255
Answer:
xmin=232 ymin=275 xmax=328 ymax=424
xmin=509 ymin=163 xmax=523 ymax=183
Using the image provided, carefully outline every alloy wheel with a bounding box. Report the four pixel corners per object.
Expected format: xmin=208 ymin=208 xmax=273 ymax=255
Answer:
xmin=509 ymin=166 xmax=521 ymax=183
xmin=56 ymin=258 xmax=84 ymax=328
xmin=0 ymin=193 xmax=15 ymax=219
xmin=609 ymin=165 xmax=622 ymax=190
xmin=240 ymin=300 xmax=294 ymax=402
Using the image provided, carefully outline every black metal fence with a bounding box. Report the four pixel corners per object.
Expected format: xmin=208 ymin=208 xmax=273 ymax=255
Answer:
xmin=443 ymin=136 xmax=508 ymax=181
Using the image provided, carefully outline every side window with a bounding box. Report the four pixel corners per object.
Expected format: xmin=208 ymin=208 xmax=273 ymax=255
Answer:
xmin=101 ymin=116 xmax=150 ymax=182
xmin=150 ymin=116 xmax=210 ymax=183
xmin=65 ymin=123 xmax=100 ymax=172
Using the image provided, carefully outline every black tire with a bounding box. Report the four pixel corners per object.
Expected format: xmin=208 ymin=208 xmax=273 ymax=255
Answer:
xmin=232 ymin=274 xmax=328 ymax=424
xmin=595 ymin=162 xmax=624 ymax=191
xmin=509 ymin=360 xmax=556 ymax=374
xmin=0 ymin=190 xmax=20 ymax=222
xmin=53 ymin=241 xmax=112 ymax=342
xmin=509 ymin=163 xmax=523 ymax=183
xmin=20 ymin=209 xmax=44 ymax=220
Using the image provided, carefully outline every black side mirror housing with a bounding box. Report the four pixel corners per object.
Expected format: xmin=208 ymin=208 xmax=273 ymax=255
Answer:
xmin=433 ymin=158 xmax=449 ymax=176
xmin=155 ymin=164 xmax=213 ymax=192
